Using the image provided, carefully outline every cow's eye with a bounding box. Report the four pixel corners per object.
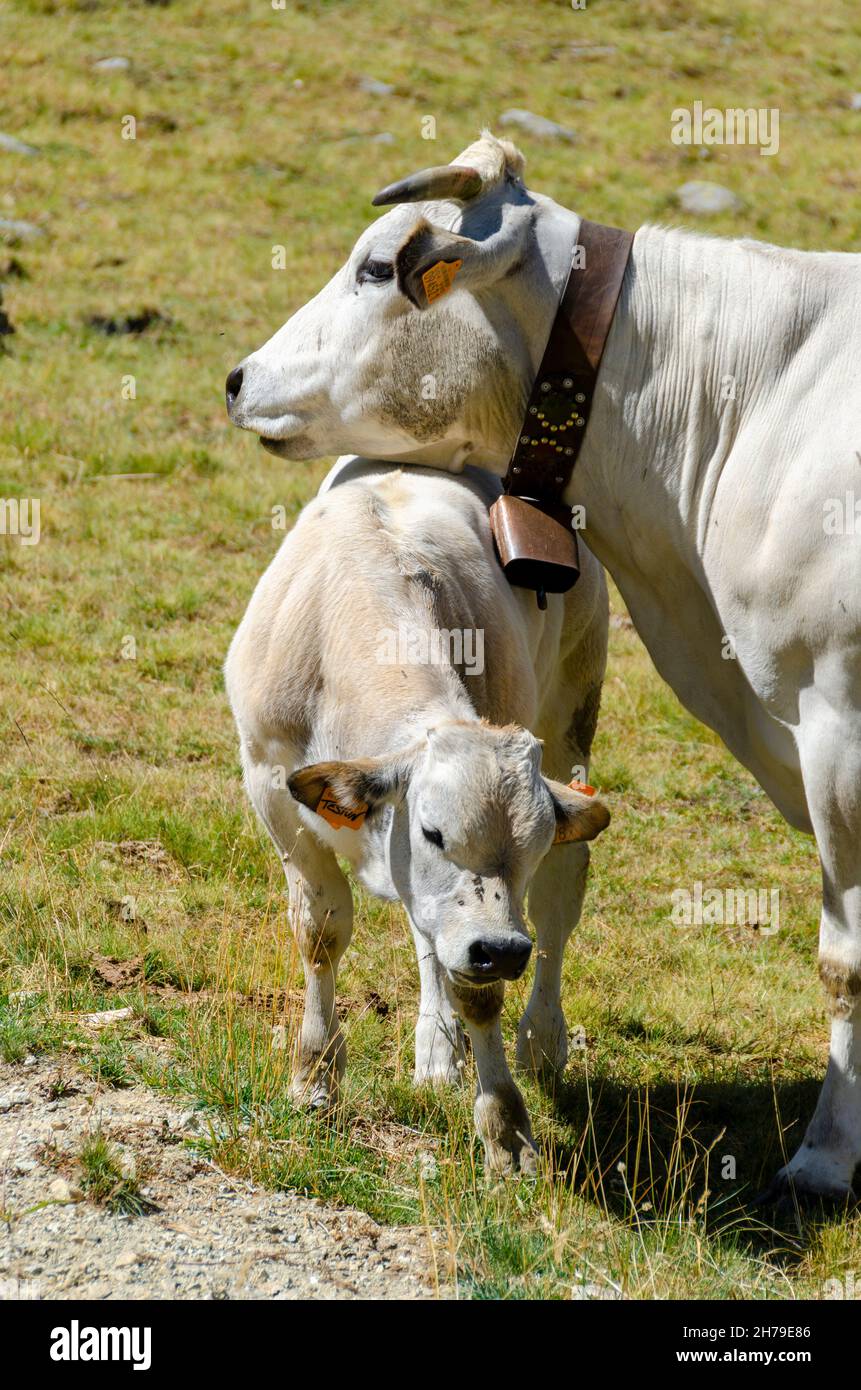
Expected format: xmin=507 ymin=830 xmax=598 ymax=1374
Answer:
xmin=358 ymin=258 xmax=394 ymax=284
xmin=422 ymin=826 xmax=444 ymax=849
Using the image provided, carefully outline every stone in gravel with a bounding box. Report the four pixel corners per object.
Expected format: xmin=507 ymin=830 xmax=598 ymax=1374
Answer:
xmin=0 ymin=133 xmax=39 ymax=156
xmin=76 ymin=1280 xmax=114 ymax=1299
xmin=676 ymin=181 xmax=741 ymax=215
xmin=14 ymin=1158 xmax=37 ymax=1174
xmin=78 ymin=1005 xmax=135 ymax=1028
xmin=49 ymin=1177 xmax=77 ymax=1201
xmin=93 ymin=57 xmax=131 ymax=71
xmin=0 ymin=1091 xmax=27 ymax=1111
xmin=178 ymin=1109 xmax=206 ymax=1134
xmin=499 ymin=109 xmax=575 ymax=142
xmin=358 ymin=76 xmax=394 ymax=96
xmin=0 ymin=218 xmax=44 ymax=243
xmin=115 ymin=1147 xmax=137 ymax=1180
xmin=850 ymin=93 xmax=861 ymax=111
xmin=115 ymin=1249 xmax=142 ymax=1268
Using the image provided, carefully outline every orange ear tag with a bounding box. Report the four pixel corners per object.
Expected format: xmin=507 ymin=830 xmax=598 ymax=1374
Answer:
xmin=421 ymin=258 xmax=463 ymax=305
xmin=552 ymin=780 xmax=597 ymax=844
xmin=316 ymin=787 xmax=368 ymax=831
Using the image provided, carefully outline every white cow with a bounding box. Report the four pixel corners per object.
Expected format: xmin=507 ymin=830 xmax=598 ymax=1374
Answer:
xmin=227 ymin=133 xmax=861 ymax=1203
xmin=225 ymin=457 xmax=610 ymax=1173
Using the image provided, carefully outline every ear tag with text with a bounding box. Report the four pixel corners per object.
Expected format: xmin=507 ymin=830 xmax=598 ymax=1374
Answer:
xmin=422 ymin=258 xmax=463 ymax=305
xmin=552 ymin=780 xmax=597 ymax=845
xmin=316 ymin=787 xmax=368 ymax=831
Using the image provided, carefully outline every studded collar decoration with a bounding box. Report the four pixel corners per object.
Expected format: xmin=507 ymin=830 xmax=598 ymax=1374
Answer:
xmin=501 ymin=219 xmax=634 ymax=511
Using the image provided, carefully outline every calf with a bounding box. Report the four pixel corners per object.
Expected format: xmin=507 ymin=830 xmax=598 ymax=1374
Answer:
xmin=225 ymin=457 xmax=610 ymax=1172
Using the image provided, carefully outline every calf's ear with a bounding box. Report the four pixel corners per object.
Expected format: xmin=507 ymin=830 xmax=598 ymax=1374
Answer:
xmin=288 ymin=752 xmax=411 ymax=827
xmin=544 ymin=779 xmax=611 ymax=845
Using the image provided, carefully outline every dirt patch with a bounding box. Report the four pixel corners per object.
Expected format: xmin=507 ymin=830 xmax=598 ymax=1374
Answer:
xmin=0 ymin=1057 xmax=449 ymax=1301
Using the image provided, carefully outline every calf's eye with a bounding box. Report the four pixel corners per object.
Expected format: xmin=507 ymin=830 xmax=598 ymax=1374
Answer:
xmin=422 ymin=826 xmax=444 ymax=849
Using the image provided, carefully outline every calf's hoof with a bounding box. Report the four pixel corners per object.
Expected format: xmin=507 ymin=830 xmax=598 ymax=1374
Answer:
xmin=483 ymin=1133 xmax=539 ymax=1178
xmin=475 ymin=1086 xmax=538 ymax=1178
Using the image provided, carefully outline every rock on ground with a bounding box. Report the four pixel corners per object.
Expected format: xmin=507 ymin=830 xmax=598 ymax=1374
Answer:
xmin=0 ymin=218 xmax=44 ymax=244
xmin=498 ymin=109 xmax=576 ymax=142
xmin=676 ymin=181 xmax=741 ymax=215
xmin=0 ymin=1058 xmax=448 ymax=1301
xmin=0 ymin=133 xmax=39 ymax=156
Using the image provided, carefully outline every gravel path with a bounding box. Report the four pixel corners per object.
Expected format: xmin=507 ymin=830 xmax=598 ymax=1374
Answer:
xmin=0 ymin=1058 xmax=448 ymax=1300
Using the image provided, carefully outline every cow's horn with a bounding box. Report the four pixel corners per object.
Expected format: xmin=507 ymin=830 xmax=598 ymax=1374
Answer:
xmin=372 ymin=164 xmax=483 ymax=207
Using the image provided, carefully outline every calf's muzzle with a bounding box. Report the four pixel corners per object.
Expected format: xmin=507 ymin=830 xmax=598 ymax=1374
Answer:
xmin=468 ymin=935 xmax=532 ymax=982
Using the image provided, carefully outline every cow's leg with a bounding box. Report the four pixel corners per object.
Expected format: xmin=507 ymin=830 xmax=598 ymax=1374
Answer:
xmin=409 ymin=921 xmax=467 ymax=1085
xmin=772 ymin=702 xmax=861 ymax=1200
xmin=516 ymin=841 xmax=590 ymax=1077
xmin=244 ymin=748 xmax=354 ymax=1110
xmin=448 ymin=979 xmax=537 ymax=1175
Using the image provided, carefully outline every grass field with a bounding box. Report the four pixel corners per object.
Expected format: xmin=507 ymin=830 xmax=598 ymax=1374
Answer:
xmin=2 ymin=0 xmax=860 ymax=1298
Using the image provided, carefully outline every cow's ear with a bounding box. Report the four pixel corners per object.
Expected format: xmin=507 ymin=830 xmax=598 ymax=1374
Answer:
xmin=394 ymin=217 xmax=519 ymax=310
xmin=545 ymin=779 xmax=611 ymax=845
xmin=288 ymin=752 xmax=411 ymax=828
xmin=394 ymin=220 xmax=473 ymax=309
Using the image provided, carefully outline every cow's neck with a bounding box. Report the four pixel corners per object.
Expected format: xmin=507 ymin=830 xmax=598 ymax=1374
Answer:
xmin=567 ymin=221 xmax=752 ymax=579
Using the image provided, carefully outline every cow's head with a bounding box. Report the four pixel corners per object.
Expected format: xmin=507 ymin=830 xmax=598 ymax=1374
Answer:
xmin=288 ymin=720 xmax=608 ymax=985
xmin=226 ymin=133 xmax=573 ymax=471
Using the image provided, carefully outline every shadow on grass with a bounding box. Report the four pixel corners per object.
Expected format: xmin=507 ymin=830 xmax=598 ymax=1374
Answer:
xmin=538 ymin=1069 xmax=858 ymax=1264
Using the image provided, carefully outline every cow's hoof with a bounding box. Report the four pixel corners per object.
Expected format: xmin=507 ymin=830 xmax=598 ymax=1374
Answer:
xmin=515 ymin=1011 xmax=566 ymax=1079
xmin=753 ymin=1168 xmax=858 ymax=1214
xmin=289 ymin=1073 xmax=338 ymax=1113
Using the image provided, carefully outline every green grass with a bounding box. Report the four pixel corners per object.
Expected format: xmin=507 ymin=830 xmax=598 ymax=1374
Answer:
xmin=77 ymin=1130 xmax=152 ymax=1217
xmin=1 ymin=0 xmax=860 ymax=1299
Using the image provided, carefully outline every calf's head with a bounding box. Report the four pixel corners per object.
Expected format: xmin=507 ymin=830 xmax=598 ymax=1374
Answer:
xmin=226 ymin=134 xmax=569 ymax=470
xmin=288 ymin=721 xmax=608 ymax=986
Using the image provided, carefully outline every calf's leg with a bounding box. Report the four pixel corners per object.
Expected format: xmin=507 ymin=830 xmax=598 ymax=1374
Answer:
xmin=244 ymin=749 xmax=353 ymax=1110
xmin=448 ymin=979 xmax=537 ymax=1175
xmin=410 ymin=920 xmax=467 ymax=1086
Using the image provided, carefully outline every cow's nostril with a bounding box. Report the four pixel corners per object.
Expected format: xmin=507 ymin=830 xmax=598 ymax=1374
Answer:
xmin=468 ymin=936 xmax=532 ymax=981
xmin=225 ymin=365 xmax=244 ymax=409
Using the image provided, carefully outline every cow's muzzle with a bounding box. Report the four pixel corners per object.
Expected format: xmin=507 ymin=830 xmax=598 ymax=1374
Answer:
xmin=225 ymin=365 xmax=244 ymax=413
